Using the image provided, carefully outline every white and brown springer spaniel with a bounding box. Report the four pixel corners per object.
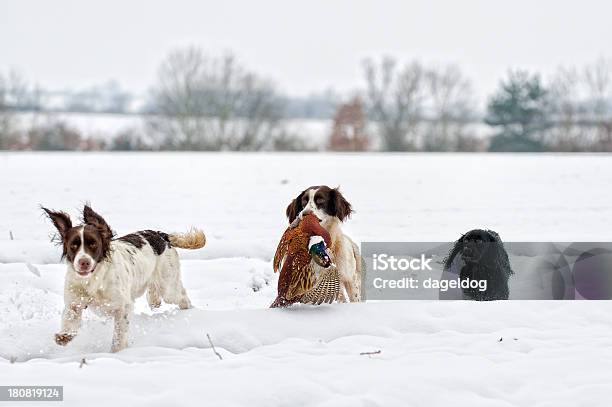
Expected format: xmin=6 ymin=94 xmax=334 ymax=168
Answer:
xmin=43 ymin=205 xmax=205 ymax=352
xmin=285 ymin=186 xmax=362 ymax=302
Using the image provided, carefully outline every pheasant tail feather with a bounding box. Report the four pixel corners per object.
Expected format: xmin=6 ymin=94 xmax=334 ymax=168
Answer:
xmin=300 ymin=267 xmax=340 ymax=305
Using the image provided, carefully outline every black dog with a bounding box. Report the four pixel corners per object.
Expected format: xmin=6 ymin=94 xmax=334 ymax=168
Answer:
xmin=443 ymin=229 xmax=513 ymax=300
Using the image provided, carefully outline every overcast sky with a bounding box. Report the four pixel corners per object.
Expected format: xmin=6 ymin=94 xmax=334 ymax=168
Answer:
xmin=1 ymin=0 xmax=611 ymax=106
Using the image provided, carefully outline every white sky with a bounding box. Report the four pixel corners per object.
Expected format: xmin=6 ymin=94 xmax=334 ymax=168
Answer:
xmin=1 ymin=0 xmax=611 ymax=106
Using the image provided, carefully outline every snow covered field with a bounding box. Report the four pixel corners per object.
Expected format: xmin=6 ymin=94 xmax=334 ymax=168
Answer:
xmin=1 ymin=152 xmax=612 ymax=406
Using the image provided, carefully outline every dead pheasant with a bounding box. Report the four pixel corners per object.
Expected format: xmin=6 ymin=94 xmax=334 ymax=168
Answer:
xmin=271 ymin=212 xmax=340 ymax=308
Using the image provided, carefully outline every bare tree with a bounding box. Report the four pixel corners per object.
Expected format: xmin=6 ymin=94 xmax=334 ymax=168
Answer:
xmin=4 ymin=71 xmax=30 ymax=108
xmin=363 ymin=57 xmax=424 ymax=151
xmin=147 ymin=47 xmax=283 ymax=150
xmin=546 ymin=67 xmax=586 ymax=151
xmin=0 ymin=71 xmax=26 ymax=149
xmin=423 ymin=65 xmax=475 ymax=151
xmin=0 ymin=74 xmax=8 ymax=148
xmin=583 ymin=58 xmax=612 ymax=149
xmin=584 ymin=58 xmax=611 ymax=119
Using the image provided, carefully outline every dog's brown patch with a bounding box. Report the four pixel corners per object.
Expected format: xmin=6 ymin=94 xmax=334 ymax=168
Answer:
xmin=118 ymin=233 xmax=145 ymax=249
xmin=139 ymin=230 xmax=170 ymax=255
xmin=42 ymin=207 xmax=74 ymax=259
xmin=55 ymin=333 xmax=74 ymax=346
xmin=82 ymin=205 xmax=114 ymax=261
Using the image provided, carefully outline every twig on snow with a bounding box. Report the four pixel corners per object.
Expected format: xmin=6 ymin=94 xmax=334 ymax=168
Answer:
xmin=79 ymin=358 xmax=87 ymax=368
xmin=206 ymin=333 xmax=223 ymax=360
xmin=9 ymin=230 xmax=14 ymax=240
xmin=359 ymin=350 xmax=381 ymax=356
xmin=26 ymin=263 xmax=41 ymax=277
xmin=9 ymin=356 xmax=17 ymax=364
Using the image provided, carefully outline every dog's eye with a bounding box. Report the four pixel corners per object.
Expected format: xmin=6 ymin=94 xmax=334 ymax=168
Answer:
xmin=315 ymin=198 xmax=324 ymax=206
xmin=70 ymin=243 xmax=79 ymax=250
xmin=89 ymin=241 xmax=97 ymax=249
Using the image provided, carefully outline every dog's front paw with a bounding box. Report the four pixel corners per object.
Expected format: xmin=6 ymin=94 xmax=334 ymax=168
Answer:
xmin=55 ymin=333 xmax=74 ymax=346
xmin=178 ymin=297 xmax=192 ymax=310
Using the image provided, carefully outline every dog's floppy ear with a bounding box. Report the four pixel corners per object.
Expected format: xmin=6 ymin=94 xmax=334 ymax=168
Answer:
xmin=42 ymin=207 xmax=72 ymax=239
xmin=487 ymin=230 xmax=502 ymax=244
xmin=83 ymin=205 xmax=114 ymax=240
xmin=443 ymin=233 xmax=466 ymax=271
xmin=329 ymin=187 xmax=353 ymax=222
xmin=486 ymin=230 xmax=513 ymax=276
xmin=286 ymin=191 xmax=306 ymax=223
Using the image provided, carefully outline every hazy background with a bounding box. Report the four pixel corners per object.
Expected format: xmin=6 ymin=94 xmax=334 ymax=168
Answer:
xmin=1 ymin=0 xmax=611 ymax=152
xmin=3 ymin=0 xmax=611 ymax=101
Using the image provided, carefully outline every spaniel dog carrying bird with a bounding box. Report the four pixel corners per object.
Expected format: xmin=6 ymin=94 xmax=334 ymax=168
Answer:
xmin=285 ymin=186 xmax=362 ymax=302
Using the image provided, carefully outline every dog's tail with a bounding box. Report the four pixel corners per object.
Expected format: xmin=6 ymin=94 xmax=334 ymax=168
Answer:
xmin=169 ymin=228 xmax=206 ymax=250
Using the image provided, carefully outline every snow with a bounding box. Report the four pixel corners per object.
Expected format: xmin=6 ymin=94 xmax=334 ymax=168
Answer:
xmin=1 ymin=152 xmax=612 ymax=406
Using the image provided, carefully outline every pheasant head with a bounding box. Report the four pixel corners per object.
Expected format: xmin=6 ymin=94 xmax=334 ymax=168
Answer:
xmin=308 ymin=236 xmax=332 ymax=268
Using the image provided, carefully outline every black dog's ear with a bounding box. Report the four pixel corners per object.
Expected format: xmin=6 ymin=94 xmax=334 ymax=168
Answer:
xmin=328 ymin=187 xmax=353 ymax=222
xmin=286 ymin=191 xmax=306 ymax=223
xmin=83 ymin=205 xmax=114 ymax=240
xmin=486 ymin=230 xmax=502 ymax=244
xmin=443 ymin=233 xmax=466 ymax=270
xmin=42 ymin=207 xmax=72 ymax=239
xmin=486 ymin=230 xmax=514 ymax=276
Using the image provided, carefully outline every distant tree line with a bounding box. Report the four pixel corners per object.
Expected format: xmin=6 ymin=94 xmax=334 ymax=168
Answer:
xmin=485 ymin=61 xmax=612 ymax=152
xmin=362 ymin=57 xmax=478 ymax=151
xmin=360 ymin=56 xmax=612 ymax=152
xmin=145 ymin=48 xmax=285 ymax=150
xmin=1 ymin=50 xmax=611 ymax=152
